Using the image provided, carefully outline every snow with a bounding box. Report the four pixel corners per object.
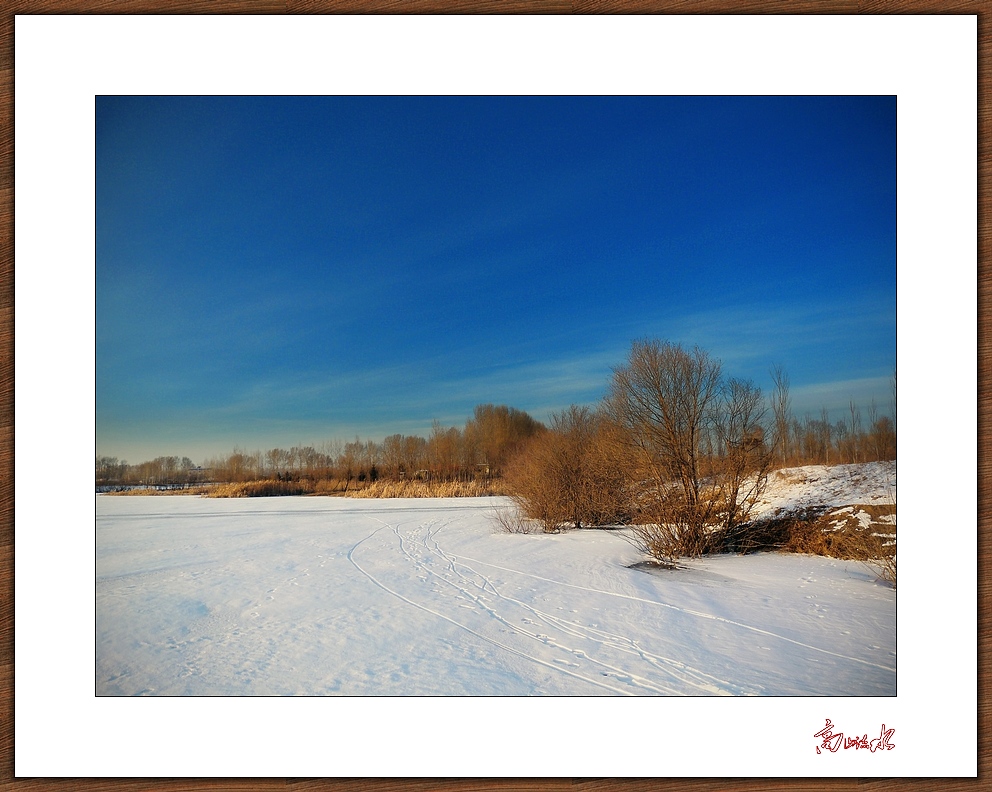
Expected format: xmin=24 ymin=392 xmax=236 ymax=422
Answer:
xmin=752 ymin=461 xmax=896 ymax=517
xmin=97 ymin=469 xmax=895 ymax=697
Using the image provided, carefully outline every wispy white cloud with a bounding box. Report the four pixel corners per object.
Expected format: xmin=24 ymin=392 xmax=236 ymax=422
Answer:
xmin=789 ymin=376 xmax=895 ymax=423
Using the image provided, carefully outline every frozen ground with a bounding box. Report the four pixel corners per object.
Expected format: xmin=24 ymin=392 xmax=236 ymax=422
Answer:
xmin=96 ymin=464 xmax=895 ymax=696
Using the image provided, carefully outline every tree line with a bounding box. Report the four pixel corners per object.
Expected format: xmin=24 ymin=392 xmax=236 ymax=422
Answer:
xmin=95 ymin=404 xmax=544 ymax=490
xmin=96 ymin=455 xmax=201 ymax=489
xmin=97 ymin=339 xmax=896 ymax=546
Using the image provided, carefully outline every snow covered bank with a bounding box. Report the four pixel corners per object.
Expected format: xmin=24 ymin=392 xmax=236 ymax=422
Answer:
xmin=753 ymin=461 xmax=896 ymax=517
xmin=97 ymin=487 xmax=895 ymax=696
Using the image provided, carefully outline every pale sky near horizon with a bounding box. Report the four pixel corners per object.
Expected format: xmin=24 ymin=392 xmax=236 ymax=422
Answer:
xmin=96 ymin=95 xmax=896 ymax=464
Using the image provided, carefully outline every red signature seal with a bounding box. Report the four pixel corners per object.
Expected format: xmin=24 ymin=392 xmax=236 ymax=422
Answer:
xmin=815 ymin=719 xmax=896 ymax=754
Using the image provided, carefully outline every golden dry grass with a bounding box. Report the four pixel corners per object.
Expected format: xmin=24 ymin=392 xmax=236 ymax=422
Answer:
xmin=723 ymin=503 xmax=896 ymax=586
xmin=346 ymin=479 xmax=505 ymax=498
xmin=782 ymin=504 xmax=896 ymax=557
xmin=203 ymin=480 xmax=314 ymax=498
xmin=107 ymin=477 xmax=509 ymax=499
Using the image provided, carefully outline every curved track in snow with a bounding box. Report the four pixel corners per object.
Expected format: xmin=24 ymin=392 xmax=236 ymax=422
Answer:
xmin=348 ymin=513 xmax=751 ymax=695
xmin=454 ymin=549 xmax=896 ymax=676
xmin=97 ymin=494 xmax=896 ymax=696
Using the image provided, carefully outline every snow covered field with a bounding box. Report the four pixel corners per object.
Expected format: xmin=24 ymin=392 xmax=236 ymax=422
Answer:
xmin=96 ymin=464 xmax=895 ymax=697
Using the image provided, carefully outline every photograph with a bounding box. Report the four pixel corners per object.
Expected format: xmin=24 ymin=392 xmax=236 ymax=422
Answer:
xmin=95 ymin=95 xmax=897 ymax=698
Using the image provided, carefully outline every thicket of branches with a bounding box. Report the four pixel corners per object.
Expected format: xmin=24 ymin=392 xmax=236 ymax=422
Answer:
xmin=504 ymin=341 xmax=776 ymax=558
xmin=503 ymin=406 xmax=631 ymax=532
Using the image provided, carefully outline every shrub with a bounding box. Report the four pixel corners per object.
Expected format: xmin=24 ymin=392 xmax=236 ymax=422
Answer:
xmin=626 ymin=513 xmax=718 ymax=563
xmin=489 ymin=504 xmax=538 ymax=534
xmin=503 ymin=406 xmax=632 ymax=533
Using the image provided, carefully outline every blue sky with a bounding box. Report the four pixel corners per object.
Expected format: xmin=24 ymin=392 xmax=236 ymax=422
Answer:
xmin=96 ymin=96 xmax=896 ymax=464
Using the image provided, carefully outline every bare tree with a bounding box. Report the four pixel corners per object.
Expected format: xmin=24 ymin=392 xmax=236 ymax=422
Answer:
xmin=428 ymin=420 xmax=463 ymax=481
xmin=382 ymin=434 xmax=405 ymax=479
xmin=712 ymin=378 xmax=774 ymax=532
xmin=339 ymin=439 xmax=362 ymax=491
xmin=402 ymin=434 xmax=428 ymax=477
xmin=820 ymin=407 xmax=832 ymax=464
xmin=605 ymin=340 xmax=723 ymax=557
xmin=463 ymin=404 xmax=542 ymax=477
xmin=849 ymin=401 xmax=863 ymax=463
xmin=770 ymin=364 xmax=792 ymax=466
xmin=868 ymin=416 xmax=897 ymax=461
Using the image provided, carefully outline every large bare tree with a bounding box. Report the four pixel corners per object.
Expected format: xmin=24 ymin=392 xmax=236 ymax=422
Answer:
xmin=606 ymin=340 xmax=776 ymax=561
xmin=606 ymin=340 xmax=722 ymax=524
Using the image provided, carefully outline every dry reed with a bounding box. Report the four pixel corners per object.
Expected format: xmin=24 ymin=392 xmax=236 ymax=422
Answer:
xmin=345 ymin=479 xmax=505 ymax=498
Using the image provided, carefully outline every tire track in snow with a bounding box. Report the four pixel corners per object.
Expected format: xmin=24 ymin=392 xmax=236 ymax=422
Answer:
xmin=400 ymin=520 xmax=692 ymax=695
xmin=419 ymin=523 xmax=743 ymax=694
xmin=359 ymin=515 xmax=740 ymax=695
xmin=347 ymin=520 xmax=638 ymax=696
xmin=389 ymin=518 xmax=697 ymax=694
xmin=453 ymin=551 xmax=896 ymax=675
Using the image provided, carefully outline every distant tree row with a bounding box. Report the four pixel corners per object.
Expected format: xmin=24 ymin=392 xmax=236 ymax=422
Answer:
xmin=769 ymin=365 xmax=897 ymax=467
xmin=96 ymin=404 xmax=544 ymax=490
xmin=96 ymin=455 xmax=201 ymax=489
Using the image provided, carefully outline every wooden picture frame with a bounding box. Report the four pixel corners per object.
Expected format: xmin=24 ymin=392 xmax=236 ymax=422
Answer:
xmin=1 ymin=6 xmax=984 ymax=791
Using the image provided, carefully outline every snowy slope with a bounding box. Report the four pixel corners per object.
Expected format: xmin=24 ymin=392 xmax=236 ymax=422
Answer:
xmin=752 ymin=461 xmax=896 ymax=517
xmin=96 ymin=465 xmax=895 ymax=696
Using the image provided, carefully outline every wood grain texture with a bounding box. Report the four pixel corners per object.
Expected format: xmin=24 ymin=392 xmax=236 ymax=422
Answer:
xmin=289 ymin=0 xmax=571 ymax=12
xmin=979 ymin=6 xmax=991 ymax=791
xmin=0 ymin=4 xmax=985 ymax=792
xmin=573 ymin=0 xmax=858 ymax=12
